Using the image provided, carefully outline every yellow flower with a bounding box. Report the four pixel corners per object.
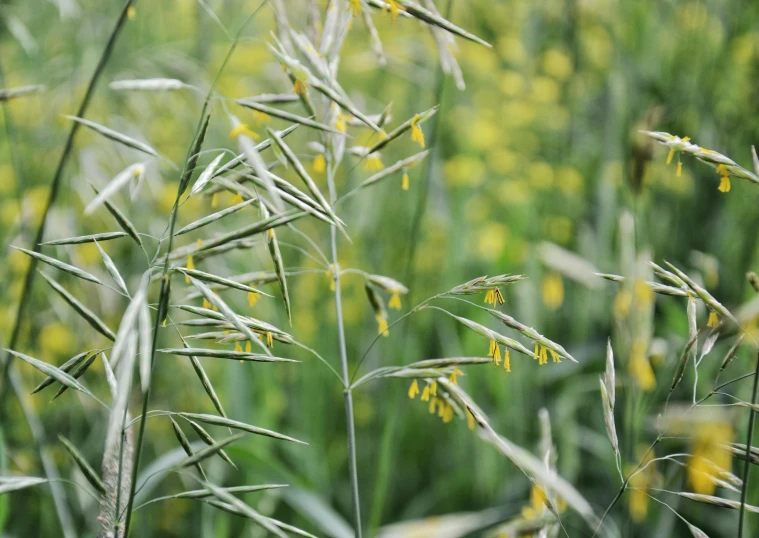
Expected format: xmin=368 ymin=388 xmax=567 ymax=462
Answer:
xmin=488 ymin=339 xmax=501 ymax=365
xmin=294 ymin=79 xmax=308 ymax=96
xmin=707 ymin=311 xmax=719 ymax=328
xmin=386 ymin=0 xmax=404 ymax=22
xmin=126 ymin=6 xmax=136 ymax=20
xmin=688 ymin=422 xmax=733 ymax=495
xmin=313 ymin=154 xmax=326 ymax=173
xmin=251 ymin=110 xmax=270 ymax=125
xmin=628 ymin=339 xmax=655 ymax=391
xmin=388 ymin=293 xmax=402 ymax=310
xmin=448 ymin=368 xmax=462 ymax=385
xmin=185 ymin=255 xmax=194 ymax=283
xmin=503 ymin=349 xmax=511 ymax=372
xmin=365 ymin=153 xmax=384 ymax=171
xmin=613 ymin=289 xmax=632 ymax=319
xmin=248 ymin=292 xmax=258 ymax=307
xmin=229 ymin=123 xmax=258 ymax=140
xmin=542 ymin=272 xmax=564 ymax=310
xmin=484 ymin=288 xmax=505 ymax=307
xmin=717 ymin=164 xmax=731 ymax=193
xmin=376 ymin=314 xmax=389 ymax=336
xmin=408 ymin=379 xmax=420 ymax=399
xmin=410 ymin=114 xmax=425 ymax=148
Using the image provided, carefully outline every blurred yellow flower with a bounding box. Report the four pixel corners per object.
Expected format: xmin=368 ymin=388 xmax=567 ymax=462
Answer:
xmin=628 ymin=339 xmax=655 ymax=391
xmin=542 ymin=48 xmax=573 ymax=81
xmin=542 ymin=272 xmax=564 ymax=310
xmin=688 ymin=421 xmax=733 ymax=495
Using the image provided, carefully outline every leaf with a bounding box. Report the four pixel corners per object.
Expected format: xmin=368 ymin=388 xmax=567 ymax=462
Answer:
xmin=4 ymin=349 xmax=94 ymax=398
xmin=0 ymin=477 xmax=47 ymax=495
xmin=85 ymin=163 xmax=146 ymax=215
xmin=14 ymin=246 xmax=101 ymax=285
xmin=66 ymin=116 xmax=159 ymax=156
xmin=189 ymin=154 xmax=225 ymax=197
xmin=58 ymin=435 xmax=106 ymax=495
xmin=39 ymin=272 xmax=116 ymax=340
xmin=94 ymin=240 xmax=129 ymax=295
xmin=179 ymin=413 xmax=307 ymax=445
xmin=159 ymin=348 xmax=296 ymax=363
xmin=41 ymin=232 xmax=128 ymax=245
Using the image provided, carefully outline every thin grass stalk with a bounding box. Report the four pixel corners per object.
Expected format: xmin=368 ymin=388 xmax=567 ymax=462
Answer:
xmin=0 ymin=0 xmax=136 ymax=400
xmin=326 ymin=153 xmax=363 ymax=538
xmin=737 ymin=350 xmax=759 ymax=538
xmin=121 ymin=8 xmax=266 ymax=535
xmin=402 ymin=0 xmax=452 ymax=299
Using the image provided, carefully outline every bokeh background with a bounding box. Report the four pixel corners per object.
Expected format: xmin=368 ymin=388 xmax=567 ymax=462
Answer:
xmin=2 ymin=0 xmax=759 ymax=536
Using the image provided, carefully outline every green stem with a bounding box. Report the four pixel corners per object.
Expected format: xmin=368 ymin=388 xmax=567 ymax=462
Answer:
xmin=737 ymin=351 xmax=759 ymax=538
xmin=326 ymin=153 xmax=362 ymax=537
xmin=121 ymin=9 xmax=266 ymax=535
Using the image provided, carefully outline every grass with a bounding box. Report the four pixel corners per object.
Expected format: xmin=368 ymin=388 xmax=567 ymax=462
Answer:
xmin=2 ymin=1 xmax=759 ymax=537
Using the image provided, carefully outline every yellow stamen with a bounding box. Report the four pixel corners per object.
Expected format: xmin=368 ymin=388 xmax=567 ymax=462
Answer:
xmin=251 ymin=110 xmax=270 ymax=125
xmin=428 ymin=397 xmax=437 ymax=414
xmin=386 ymin=0 xmax=404 ymax=23
xmin=503 ymin=349 xmax=511 ymax=372
xmin=161 ymin=319 xmax=167 ymax=328
xmin=676 ymin=161 xmax=683 ymax=177
xmin=185 ymin=255 xmax=194 ymax=283
xmin=365 ymin=154 xmax=384 ymax=171
xmin=549 ymin=348 xmax=561 ymax=363
xmin=442 ymin=402 xmax=453 ymax=423
xmin=294 ymin=79 xmax=307 ymax=96
xmin=229 ymin=123 xmax=258 ymax=140
xmin=388 ymin=293 xmax=402 ymax=310
xmin=234 ymin=341 xmax=242 ymax=352
xmin=202 ymin=297 xmax=211 ymax=310
xmin=540 ymin=345 xmax=548 ymax=365
xmin=410 ymin=114 xmax=425 ymax=148
xmin=248 ymin=292 xmax=258 ymax=307
xmin=421 ymin=385 xmax=430 ymax=401
xmin=402 ymin=171 xmax=409 ymax=190
xmin=211 ymin=192 xmax=219 ymax=208
xmin=707 ymin=311 xmax=719 ymax=328
xmin=245 ymin=341 xmax=251 ymax=353
xmin=666 ymin=148 xmax=675 ymax=165
xmin=448 ymin=368 xmax=462 ymax=385
xmin=533 ymin=342 xmax=539 ymax=361
xmin=467 ymin=410 xmax=475 ymax=430
xmin=408 ymin=379 xmax=419 ymax=399
xmin=484 ymin=289 xmax=495 ymax=306
xmin=313 ymin=154 xmax=326 ymax=173
xmin=231 ymin=193 xmax=244 ymax=205
xmin=349 ymin=0 xmax=362 ymax=15
xmin=718 ymin=175 xmax=731 ymax=193
xmin=430 ymin=381 xmax=437 ymax=396
xmin=126 ymin=6 xmax=136 ymax=20
xmin=266 ymin=332 xmax=273 ymax=348
xmin=376 ymin=314 xmax=389 ymax=336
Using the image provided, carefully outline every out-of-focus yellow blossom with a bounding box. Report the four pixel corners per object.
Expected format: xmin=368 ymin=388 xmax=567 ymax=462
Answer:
xmin=677 ymin=2 xmax=708 ymax=31
xmin=496 ymin=36 xmax=526 ymax=65
xmin=688 ymin=421 xmax=733 ymax=495
xmin=0 ymin=164 xmax=16 ymax=195
xmin=528 ymin=162 xmax=554 ymax=189
xmin=488 ymin=150 xmax=517 ymax=174
xmin=582 ymin=26 xmax=613 ymax=69
xmin=229 ymin=123 xmax=258 ymax=139
xmin=376 ymin=314 xmax=389 ymax=336
xmin=542 ymin=48 xmax=573 ymax=81
xmin=444 ymin=155 xmax=486 ymax=187
xmin=628 ymin=446 xmax=657 ymax=522
xmin=126 ymin=6 xmax=136 ymax=20
xmin=474 ymin=222 xmax=508 ymax=262
xmin=544 ymin=216 xmax=573 ymax=245
xmin=633 ymin=279 xmax=654 ymax=308
xmin=542 ymin=272 xmax=564 ymax=310
xmin=364 ymin=153 xmax=384 ymax=171
xmin=556 ymin=166 xmax=584 ymax=195
xmin=532 ymin=76 xmax=561 ymax=104
xmin=313 ymin=154 xmax=326 ymax=173
xmin=613 ymin=289 xmax=632 ymax=319
xmin=497 ymin=180 xmax=531 ymax=206
xmin=39 ymin=323 xmax=74 ymax=358
xmin=499 ymin=71 xmax=525 ymax=97
xmin=629 ymin=338 xmax=655 ymax=391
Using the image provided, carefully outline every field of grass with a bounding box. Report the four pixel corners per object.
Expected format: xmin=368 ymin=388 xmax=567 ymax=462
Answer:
xmin=2 ymin=0 xmax=759 ymax=537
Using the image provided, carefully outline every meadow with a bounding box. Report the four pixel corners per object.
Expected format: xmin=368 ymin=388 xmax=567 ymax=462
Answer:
xmin=2 ymin=0 xmax=759 ymax=537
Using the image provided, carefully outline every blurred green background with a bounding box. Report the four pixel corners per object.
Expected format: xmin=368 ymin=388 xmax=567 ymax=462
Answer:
xmin=2 ymin=0 xmax=759 ymax=536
